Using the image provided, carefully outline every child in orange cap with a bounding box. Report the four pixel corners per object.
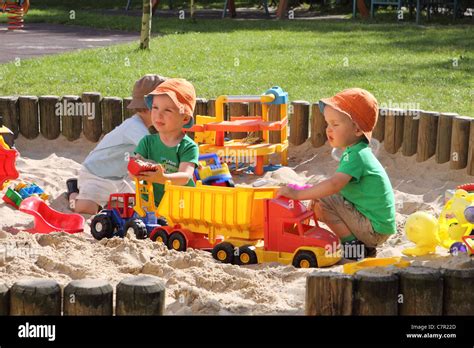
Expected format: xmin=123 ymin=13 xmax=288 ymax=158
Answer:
xmin=277 ymin=88 xmax=396 ymax=260
xmin=132 ymin=78 xmax=199 ymax=206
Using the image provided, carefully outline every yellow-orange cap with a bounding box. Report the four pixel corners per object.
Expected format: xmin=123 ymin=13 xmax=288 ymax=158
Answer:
xmin=319 ymin=88 xmax=378 ymax=142
xmin=146 ymin=78 xmax=196 ymax=128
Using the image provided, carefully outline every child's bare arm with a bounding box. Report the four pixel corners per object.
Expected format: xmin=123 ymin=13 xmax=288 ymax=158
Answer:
xmin=137 ymin=162 xmax=195 ymax=185
xmin=162 ymin=162 xmax=195 ymax=185
xmin=277 ymin=173 xmax=352 ymax=201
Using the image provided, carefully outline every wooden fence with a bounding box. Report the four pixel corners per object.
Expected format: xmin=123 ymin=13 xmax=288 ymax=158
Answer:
xmin=306 ymin=265 xmax=474 ymax=315
xmin=0 ymin=275 xmax=165 ymax=316
xmin=1 ymin=95 xmax=473 ymax=175
xmin=3 ymin=265 xmax=473 ymax=315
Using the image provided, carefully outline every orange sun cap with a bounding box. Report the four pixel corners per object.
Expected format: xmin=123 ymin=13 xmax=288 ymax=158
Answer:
xmin=146 ymin=78 xmax=196 ymax=128
xmin=319 ymin=88 xmax=378 ymax=142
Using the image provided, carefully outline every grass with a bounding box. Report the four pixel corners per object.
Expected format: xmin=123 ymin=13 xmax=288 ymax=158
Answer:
xmin=0 ymin=8 xmax=472 ymax=115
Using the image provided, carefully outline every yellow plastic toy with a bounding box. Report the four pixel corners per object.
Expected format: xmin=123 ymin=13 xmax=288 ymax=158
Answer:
xmin=403 ymin=189 xmax=474 ymax=256
xmin=343 ymin=257 xmax=411 ymax=275
xmin=438 ymin=189 xmax=474 ymax=248
xmin=134 ymin=178 xmax=341 ymax=268
xmin=189 ymin=86 xmax=289 ymax=176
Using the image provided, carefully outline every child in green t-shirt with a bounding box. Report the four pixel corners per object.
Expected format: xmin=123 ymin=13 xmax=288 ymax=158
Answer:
xmin=277 ymin=88 xmax=396 ymax=260
xmin=132 ymin=78 xmax=199 ymax=206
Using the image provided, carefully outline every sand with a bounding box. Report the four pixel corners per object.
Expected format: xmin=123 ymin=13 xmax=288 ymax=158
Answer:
xmin=0 ymin=135 xmax=472 ymax=315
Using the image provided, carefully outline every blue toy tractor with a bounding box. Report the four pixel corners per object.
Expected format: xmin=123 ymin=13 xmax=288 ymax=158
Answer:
xmin=90 ymin=193 xmax=166 ymax=240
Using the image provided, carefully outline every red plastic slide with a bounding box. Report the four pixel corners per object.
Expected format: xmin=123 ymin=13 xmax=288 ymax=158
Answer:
xmin=19 ymin=196 xmax=84 ymax=234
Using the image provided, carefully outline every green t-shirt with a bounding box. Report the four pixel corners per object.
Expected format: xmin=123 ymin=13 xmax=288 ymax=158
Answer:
xmin=336 ymin=141 xmax=396 ymax=234
xmin=134 ymin=133 xmax=199 ymax=205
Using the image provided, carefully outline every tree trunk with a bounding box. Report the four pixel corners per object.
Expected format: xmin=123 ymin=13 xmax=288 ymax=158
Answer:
xmin=140 ymin=0 xmax=152 ymax=50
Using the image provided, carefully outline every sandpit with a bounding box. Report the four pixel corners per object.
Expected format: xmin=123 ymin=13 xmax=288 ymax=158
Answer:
xmin=0 ymin=135 xmax=471 ymax=314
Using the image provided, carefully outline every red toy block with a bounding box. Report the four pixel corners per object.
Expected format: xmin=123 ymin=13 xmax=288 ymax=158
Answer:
xmin=127 ymin=157 xmax=160 ymax=176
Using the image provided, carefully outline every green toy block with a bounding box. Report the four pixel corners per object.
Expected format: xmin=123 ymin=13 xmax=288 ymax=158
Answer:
xmin=5 ymin=187 xmax=23 ymax=208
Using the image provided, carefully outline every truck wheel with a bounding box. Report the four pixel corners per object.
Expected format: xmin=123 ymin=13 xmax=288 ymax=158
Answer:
xmin=124 ymin=219 xmax=148 ymax=239
xmin=212 ymin=242 xmax=234 ymax=264
xmin=150 ymin=227 xmax=169 ymax=246
xmin=292 ymin=251 xmax=318 ymax=268
xmin=236 ymin=246 xmax=258 ymax=265
xmin=168 ymin=232 xmax=187 ymax=251
xmin=90 ymin=214 xmax=114 ymax=240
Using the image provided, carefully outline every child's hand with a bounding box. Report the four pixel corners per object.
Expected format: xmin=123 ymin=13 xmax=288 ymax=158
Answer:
xmin=277 ymin=186 xmax=297 ymax=200
xmin=137 ymin=164 xmax=166 ymax=184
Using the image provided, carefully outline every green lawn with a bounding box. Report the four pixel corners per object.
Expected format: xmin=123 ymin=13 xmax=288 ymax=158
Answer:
xmin=0 ymin=8 xmax=472 ymax=115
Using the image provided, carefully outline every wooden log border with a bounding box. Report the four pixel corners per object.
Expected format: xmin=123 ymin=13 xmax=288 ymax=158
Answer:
xmin=306 ymin=265 xmax=474 ymax=316
xmin=2 ymin=276 xmax=165 ymax=316
xmin=1 ymin=94 xmax=472 ymax=175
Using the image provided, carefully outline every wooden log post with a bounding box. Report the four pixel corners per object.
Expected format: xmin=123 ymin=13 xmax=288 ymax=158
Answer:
xmin=63 ymin=279 xmax=113 ymax=316
xmin=384 ymin=108 xmax=404 ymax=154
xmin=123 ymin=97 xmax=135 ymax=120
xmin=248 ymin=101 xmax=263 ymax=142
xmin=436 ymin=112 xmax=457 ymax=164
xmin=116 ymin=275 xmax=165 ymax=315
xmin=61 ymin=95 xmax=83 ymax=141
xmin=310 ymin=102 xmax=327 ymax=148
xmin=189 ymin=98 xmax=208 ymax=141
xmin=268 ymin=104 xmax=283 ymax=144
xmin=10 ymin=278 xmax=61 ymax=315
xmin=372 ymin=108 xmax=386 ymax=143
xmin=450 ymin=116 xmax=471 ymax=170
xmin=467 ymin=119 xmax=474 ymax=176
xmin=402 ymin=110 xmax=420 ymax=157
xmin=399 ymin=267 xmax=443 ymax=315
xmin=305 ymin=272 xmax=353 ymax=315
xmin=289 ymin=101 xmax=309 ymax=146
xmin=18 ymin=96 xmax=39 ymax=139
xmin=0 ymin=96 xmax=20 ymax=138
xmin=416 ymin=111 xmax=439 ymax=162
xmin=207 ymin=98 xmax=216 ymax=117
xmin=229 ymin=102 xmax=249 ymax=140
xmin=354 ymin=270 xmax=399 ymax=315
xmin=0 ymin=281 xmax=9 ymax=315
xmin=194 ymin=97 xmax=208 ymax=116
xmin=39 ymin=96 xmax=61 ymax=140
xmin=81 ymin=92 xmax=102 ymax=142
xmin=249 ymin=101 xmax=262 ymax=116
xmin=443 ymin=265 xmax=474 ymax=315
xmin=101 ymin=97 xmax=123 ymax=135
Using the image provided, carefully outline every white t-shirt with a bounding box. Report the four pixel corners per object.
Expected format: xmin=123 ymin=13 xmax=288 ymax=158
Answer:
xmin=83 ymin=115 xmax=149 ymax=179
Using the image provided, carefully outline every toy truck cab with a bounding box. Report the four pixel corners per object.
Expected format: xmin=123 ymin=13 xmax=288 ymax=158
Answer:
xmin=90 ymin=193 xmax=164 ymax=240
xmin=108 ymin=193 xmax=136 ymax=219
xmin=212 ymin=195 xmax=342 ymax=268
xmin=262 ymin=197 xmax=341 ymax=267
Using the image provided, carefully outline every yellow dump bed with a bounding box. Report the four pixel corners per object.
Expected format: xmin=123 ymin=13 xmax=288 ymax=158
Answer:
xmin=157 ymin=181 xmax=278 ymax=242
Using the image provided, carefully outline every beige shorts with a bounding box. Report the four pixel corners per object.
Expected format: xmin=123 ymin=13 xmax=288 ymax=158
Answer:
xmin=76 ymin=167 xmax=135 ymax=207
xmin=317 ymin=194 xmax=390 ymax=248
